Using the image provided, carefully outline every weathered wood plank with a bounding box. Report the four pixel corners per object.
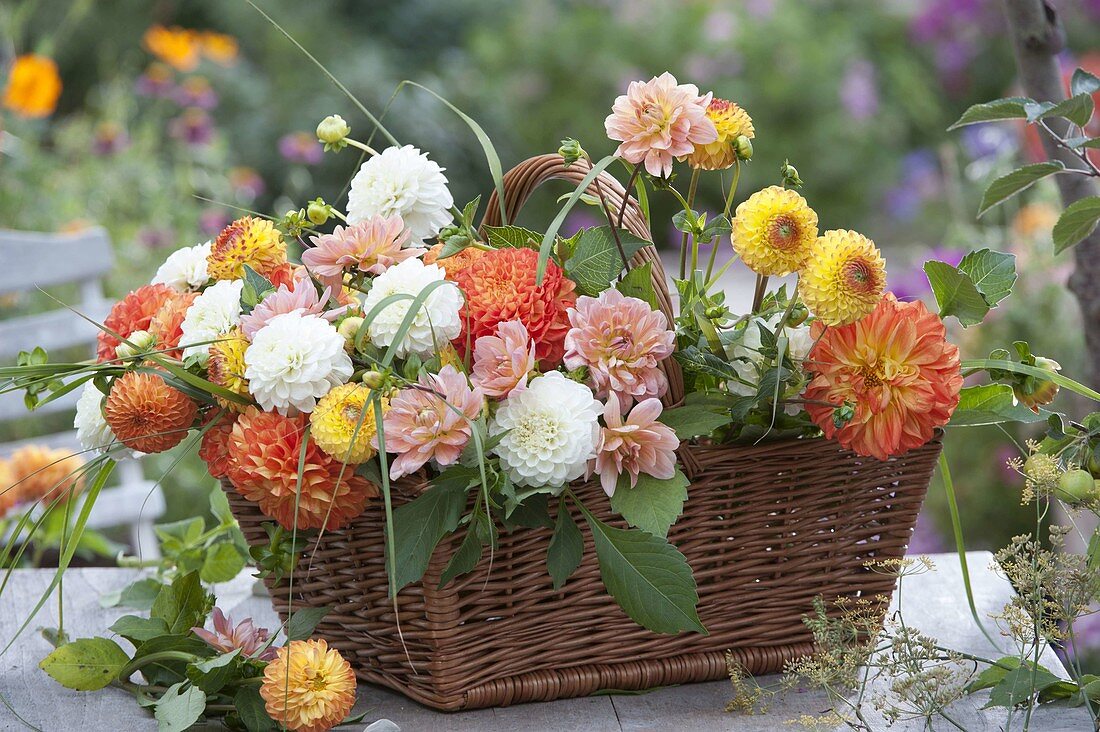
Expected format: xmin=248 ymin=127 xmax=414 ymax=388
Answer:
xmin=0 ymin=228 xmax=114 ymax=296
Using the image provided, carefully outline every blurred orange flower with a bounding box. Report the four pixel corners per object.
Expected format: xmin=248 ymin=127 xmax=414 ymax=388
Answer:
xmin=7 ymin=445 xmax=86 ymax=506
xmin=200 ymin=31 xmax=239 ymax=65
xmin=3 ymin=54 xmax=62 ymax=118
xmin=143 ymin=25 xmax=201 ymax=72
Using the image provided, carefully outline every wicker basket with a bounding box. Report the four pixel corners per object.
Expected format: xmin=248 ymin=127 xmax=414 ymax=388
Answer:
xmin=221 ymin=155 xmax=943 ymax=711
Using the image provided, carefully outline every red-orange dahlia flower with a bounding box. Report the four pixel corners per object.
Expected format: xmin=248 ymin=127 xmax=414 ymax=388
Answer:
xmin=97 ymin=284 xmax=177 ymax=362
xmin=148 ymin=290 xmax=198 ymax=360
xmin=199 ymin=411 xmax=238 ymax=479
xmin=103 ymin=371 xmax=198 ymax=453
xmin=424 ymin=242 xmax=484 ymax=279
xmin=225 ymin=407 xmax=377 ymax=531
xmin=804 ymin=294 xmax=962 ymax=461
xmin=452 ymin=247 xmax=576 ymax=366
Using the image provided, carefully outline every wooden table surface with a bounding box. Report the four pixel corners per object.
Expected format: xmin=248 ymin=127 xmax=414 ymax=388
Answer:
xmin=0 ymin=551 xmax=1092 ymax=731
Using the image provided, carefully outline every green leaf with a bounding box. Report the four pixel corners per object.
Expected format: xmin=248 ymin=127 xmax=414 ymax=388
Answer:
xmin=962 ymin=358 xmax=1100 ymax=402
xmin=438 ymin=525 xmax=484 ymax=588
xmin=581 ymin=507 xmax=705 ymax=635
xmin=674 ymin=346 xmax=741 ymax=381
xmin=501 ymin=493 xmax=553 ymax=530
xmin=285 ymin=606 xmax=330 ymax=642
xmin=100 ymin=577 xmax=164 ymax=610
xmin=564 ymin=226 xmax=649 ymax=296
xmin=209 ymin=485 xmax=235 ymax=526
xmin=1072 ymin=68 xmax=1100 ymax=96
xmin=1039 ymin=93 xmax=1095 ymax=127
xmin=949 ymin=385 xmax=1048 ymax=426
xmin=235 ymin=686 xmax=276 ymax=732
xmin=151 ymin=572 xmax=212 ymax=635
xmin=978 ymin=162 xmax=1064 ymax=217
xmin=155 ymin=682 xmax=207 ymax=732
xmin=484 ymin=225 xmax=542 ymax=250
xmin=615 ymin=261 xmax=659 ymax=311
xmin=924 ymin=261 xmax=990 ymax=327
xmin=956 ymin=249 xmax=1017 ymax=307
xmin=948 ymin=97 xmax=1031 ymax=129
xmin=388 ymin=481 xmax=468 ymax=592
xmin=984 ymin=664 xmax=1064 ymax=708
xmin=39 ymin=637 xmax=130 ymax=691
xmin=200 ymin=543 xmax=246 ymax=584
xmin=610 ymin=468 xmax=689 ymax=539
xmin=966 ymin=657 xmax=1021 ymax=693
xmin=1053 ymin=196 xmax=1100 ymax=254
xmin=187 ymin=648 xmax=241 ymax=694
xmin=109 ymin=615 xmax=170 ymax=644
xmin=658 ymin=404 xmax=729 ymax=440
xmin=1086 ymin=528 xmax=1100 ymax=573
xmin=547 ymin=500 xmax=584 ymax=590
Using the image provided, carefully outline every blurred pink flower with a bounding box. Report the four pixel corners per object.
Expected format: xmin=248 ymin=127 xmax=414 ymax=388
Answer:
xmin=239 ymin=275 xmax=345 ymax=340
xmin=200 ymin=209 xmax=231 ymax=236
xmin=304 ymin=216 xmax=424 ymax=289
xmin=604 ymin=72 xmax=716 ymax=177
xmin=169 ymin=107 xmax=214 ymax=146
xmin=471 ymin=320 xmax=537 ymax=398
xmin=192 ymin=608 xmax=277 ymax=661
xmin=592 ymin=398 xmax=678 ymax=497
xmin=564 ymin=288 xmax=674 ymax=410
xmin=278 ymin=131 xmax=324 ymax=165
xmin=378 ymin=365 xmax=484 ymax=480
xmin=172 ymin=76 xmax=218 ymax=109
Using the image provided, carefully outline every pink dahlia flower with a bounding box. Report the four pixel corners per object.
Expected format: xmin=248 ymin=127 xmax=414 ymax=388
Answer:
xmin=303 ymin=215 xmax=425 ymax=289
xmin=377 ymin=365 xmax=484 ymax=479
xmin=592 ymin=398 xmax=679 ymax=497
xmin=239 ymin=275 xmax=346 ymax=340
xmin=192 ymin=607 xmax=277 ymax=661
xmin=563 ymin=288 xmax=675 ymax=410
xmin=471 ymin=320 xmax=537 ymax=398
xmin=604 ymin=72 xmax=717 ymax=178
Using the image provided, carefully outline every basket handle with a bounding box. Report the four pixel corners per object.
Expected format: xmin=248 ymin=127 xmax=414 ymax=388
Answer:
xmin=479 ymin=153 xmax=684 ymax=407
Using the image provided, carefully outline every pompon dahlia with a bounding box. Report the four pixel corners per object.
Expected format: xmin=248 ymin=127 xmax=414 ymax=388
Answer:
xmin=97 ymin=284 xmax=177 ymax=362
xmin=7 ymin=445 xmax=86 ymax=505
xmin=453 ymin=247 xmax=576 ymax=366
xmin=800 ymin=230 xmax=886 ymax=326
xmin=244 ymin=312 xmax=353 ymax=414
xmin=207 ymin=328 xmax=251 ymax=410
xmin=804 ymin=294 xmax=962 ymax=461
xmin=226 ymin=407 xmax=376 ymax=530
xmin=686 ymin=97 xmax=754 ymax=171
xmin=592 ymin=398 xmax=679 ymax=497
xmin=198 ymin=411 xmax=237 ymax=479
xmin=471 ymin=320 xmax=537 ymax=398
xmin=423 ymin=242 xmax=484 ymax=279
xmin=310 ymin=383 xmax=385 ymax=464
xmin=346 ymin=145 xmax=454 ymax=244
xmin=260 ymin=639 xmax=356 ymax=732
xmin=731 ymin=186 xmax=819 ymax=276
xmin=103 ymin=371 xmax=198 ymax=454
xmin=206 ymin=216 xmax=288 ymax=281
xmin=148 ymin=290 xmax=198 ymax=360
xmin=604 ymin=72 xmax=717 ymax=178
xmin=304 ymin=215 xmax=425 ymax=287
xmin=563 ymin=289 xmax=674 ymax=409
xmin=378 ymin=365 xmax=484 ymax=480
xmin=360 ymin=258 xmax=463 ymax=359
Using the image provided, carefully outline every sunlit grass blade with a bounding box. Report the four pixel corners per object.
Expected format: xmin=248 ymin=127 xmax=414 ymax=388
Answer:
xmin=537 ymin=154 xmax=618 ymax=283
xmin=618 ymin=158 xmax=649 ymax=225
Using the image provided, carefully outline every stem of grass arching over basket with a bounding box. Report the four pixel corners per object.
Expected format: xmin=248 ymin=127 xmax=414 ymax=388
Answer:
xmin=587 ymin=156 xmax=631 ymax=276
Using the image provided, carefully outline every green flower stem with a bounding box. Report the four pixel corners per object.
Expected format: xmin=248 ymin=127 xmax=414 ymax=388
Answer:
xmin=677 ymin=169 xmax=701 ymax=279
xmin=706 ymin=161 xmax=741 ymax=283
xmin=750 ymin=274 xmax=769 ymax=313
xmin=615 ymin=163 xmax=642 ymax=230
xmin=118 ymin=651 xmax=198 ymax=680
xmin=345 ymin=138 xmax=380 ymax=157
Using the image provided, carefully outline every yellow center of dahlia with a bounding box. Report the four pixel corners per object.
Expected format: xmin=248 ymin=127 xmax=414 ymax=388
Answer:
xmin=310 ymin=383 xmax=385 ymax=464
xmin=799 ymin=229 xmax=887 ymax=326
xmin=732 ymin=186 xmax=819 ymax=276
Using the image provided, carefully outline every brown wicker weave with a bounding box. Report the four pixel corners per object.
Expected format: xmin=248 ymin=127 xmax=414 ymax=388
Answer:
xmin=221 ymin=155 xmax=944 ymax=711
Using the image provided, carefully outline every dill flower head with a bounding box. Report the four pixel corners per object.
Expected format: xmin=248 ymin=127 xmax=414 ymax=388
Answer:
xmin=207 ymin=328 xmax=251 ymax=411
xmin=103 ymin=371 xmax=199 ymax=454
xmin=731 ymin=186 xmax=819 ymax=276
xmin=2 ymin=54 xmax=62 ymax=119
xmin=800 ymin=229 xmax=886 ymax=326
xmin=206 ymin=216 xmax=288 ymax=282
xmin=260 ymin=639 xmax=356 ymax=732
xmin=310 ymin=383 xmax=385 ymax=464
xmin=686 ymin=97 xmax=754 ymax=171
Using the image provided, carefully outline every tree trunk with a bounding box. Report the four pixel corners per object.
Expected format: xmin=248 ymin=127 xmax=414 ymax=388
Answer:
xmin=1002 ymin=0 xmax=1100 ymax=390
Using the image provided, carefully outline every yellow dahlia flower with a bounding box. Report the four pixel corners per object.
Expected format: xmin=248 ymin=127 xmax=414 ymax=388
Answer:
xmin=206 ymin=216 xmax=288 ymax=281
xmin=260 ymin=639 xmax=356 ymax=732
xmin=207 ymin=328 xmax=250 ymax=411
xmin=310 ymin=383 xmax=385 ymax=464
xmin=731 ymin=186 xmax=818 ymax=276
xmin=799 ymin=230 xmax=886 ymax=326
xmin=686 ymin=98 xmax=754 ymax=170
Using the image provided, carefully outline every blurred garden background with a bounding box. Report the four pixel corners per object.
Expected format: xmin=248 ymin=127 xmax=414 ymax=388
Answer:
xmin=2 ymin=0 xmax=1099 ymax=666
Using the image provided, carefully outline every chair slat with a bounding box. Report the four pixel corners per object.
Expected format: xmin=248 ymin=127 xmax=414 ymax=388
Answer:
xmin=0 ymin=228 xmax=114 ymax=295
xmin=0 ymin=303 xmax=111 ymax=360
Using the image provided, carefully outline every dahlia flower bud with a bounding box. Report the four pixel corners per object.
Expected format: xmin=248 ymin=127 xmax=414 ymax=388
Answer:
xmin=316 ymin=114 xmax=351 ymax=149
xmin=558 ymin=137 xmax=587 ymax=167
xmin=734 ymin=134 xmax=753 ymax=160
xmin=780 ymin=159 xmax=803 ymax=188
xmin=1014 ymin=356 xmax=1061 ymax=412
xmin=338 ymin=316 xmax=364 ymax=342
xmin=306 ymin=198 xmax=333 ymax=226
xmin=359 ymin=370 xmax=384 ymax=389
xmin=114 ymin=330 xmax=156 ymax=360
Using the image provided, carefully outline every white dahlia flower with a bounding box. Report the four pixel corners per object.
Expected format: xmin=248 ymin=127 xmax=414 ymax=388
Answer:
xmin=244 ymin=311 xmax=353 ymax=414
xmin=360 ymin=258 xmax=462 ymax=358
xmin=179 ymin=279 xmax=244 ymax=364
xmin=151 ymin=241 xmax=211 ymax=291
xmin=490 ymin=371 xmax=602 ymax=488
xmin=346 ymin=145 xmax=454 ymax=243
xmin=74 ymin=382 xmax=140 ymax=459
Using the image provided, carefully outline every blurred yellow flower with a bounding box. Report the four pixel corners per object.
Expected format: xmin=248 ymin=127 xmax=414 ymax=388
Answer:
xmin=260 ymin=639 xmax=356 ymax=732
xmin=200 ymin=31 xmax=239 ymax=65
xmin=143 ymin=25 xmax=201 ymax=72
xmin=732 ymin=186 xmax=819 ymax=276
xmin=3 ymin=54 xmax=62 ymax=118
xmin=800 ymin=229 xmax=886 ymax=326
xmin=686 ymin=98 xmax=754 ymax=170
xmin=1012 ymin=202 xmax=1058 ymax=240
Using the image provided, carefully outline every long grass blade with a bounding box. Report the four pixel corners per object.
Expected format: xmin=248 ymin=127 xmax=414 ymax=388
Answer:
xmin=536 ymin=154 xmax=618 ymax=283
xmin=962 ymin=359 xmax=1100 ymax=402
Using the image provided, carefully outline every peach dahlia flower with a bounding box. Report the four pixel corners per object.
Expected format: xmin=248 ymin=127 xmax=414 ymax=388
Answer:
xmin=303 ymin=215 xmax=425 ymax=289
xmin=471 ymin=320 xmax=537 ymax=398
xmin=592 ymin=398 xmax=679 ymax=497
xmin=260 ymin=639 xmax=356 ymax=732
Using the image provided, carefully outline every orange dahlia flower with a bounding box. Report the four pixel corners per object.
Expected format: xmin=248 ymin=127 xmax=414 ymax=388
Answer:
xmin=7 ymin=445 xmax=85 ymax=505
xmin=260 ymin=639 xmax=356 ymax=732
xmin=226 ymin=407 xmax=377 ymax=530
xmin=207 ymin=216 xmax=288 ymax=282
xmin=452 ymin=247 xmax=576 ymax=366
xmin=148 ymin=291 xmax=198 ymax=360
xmin=3 ymin=54 xmax=62 ymax=118
xmin=804 ymin=294 xmax=962 ymax=461
xmin=97 ymin=284 xmax=177 ymax=362
xmin=198 ymin=411 xmax=238 ymax=479
xmin=103 ymin=371 xmax=198 ymax=454
xmin=424 ymin=242 xmax=484 ymax=279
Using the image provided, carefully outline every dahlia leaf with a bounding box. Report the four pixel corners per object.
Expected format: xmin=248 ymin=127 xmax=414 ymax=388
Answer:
xmin=564 ymin=226 xmax=649 ymax=296
xmin=1071 ymin=68 xmax=1100 ymax=97
xmin=956 ymin=249 xmax=1017 ymax=306
xmin=547 ymin=498 xmax=583 ymax=590
xmin=154 ymin=681 xmax=207 ymax=732
xmin=923 ymin=260 xmax=989 ymax=327
xmin=438 ymin=523 xmax=484 ymax=588
xmin=978 ymin=163 xmax=1064 ymax=217
xmin=949 ymin=384 xmax=1048 ymax=426
xmin=285 ymin=606 xmax=331 ymax=642
xmin=538 ymin=154 xmax=619 ymax=284
xmin=484 ymin=224 xmax=542 ymax=251
xmin=235 ymin=686 xmax=277 ymax=732
xmin=610 ymin=468 xmax=689 ymax=539
xmin=1053 ymin=196 xmax=1100 ymax=254
xmin=387 ymin=481 xmax=467 ymax=592
xmin=199 ymin=542 xmax=246 ymax=584
xmin=109 ymin=615 xmax=170 ymax=644
xmin=947 ymin=97 xmax=1032 ymax=130
xmin=580 ymin=505 xmax=705 ymax=635
xmin=616 ymin=261 xmax=658 ymax=310
xmin=39 ymin=637 xmax=130 ymax=691
xmin=151 ymin=571 xmax=212 ymax=635
xmin=658 ymin=405 xmax=730 ymax=440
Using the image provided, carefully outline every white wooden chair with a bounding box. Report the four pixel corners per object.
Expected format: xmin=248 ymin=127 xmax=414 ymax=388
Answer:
xmin=0 ymin=227 xmax=164 ymax=558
